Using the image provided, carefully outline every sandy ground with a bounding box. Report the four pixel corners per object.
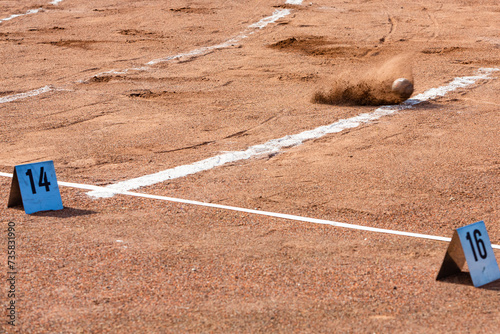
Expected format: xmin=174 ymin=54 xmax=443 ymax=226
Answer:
xmin=1 ymin=0 xmax=499 ymax=332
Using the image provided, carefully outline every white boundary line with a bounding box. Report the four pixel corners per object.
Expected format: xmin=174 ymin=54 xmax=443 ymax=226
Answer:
xmin=0 ymin=3 xmax=293 ymax=104
xmin=0 ymin=1 xmax=63 ymax=24
xmin=1 ymin=171 xmax=497 ymax=249
xmin=0 ymin=1 xmax=63 ymax=103
xmin=106 ymin=9 xmax=292 ymax=69
xmin=87 ymin=68 xmax=500 ymax=198
xmin=0 ymin=8 xmax=42 ymax=23
xmin=0 ymin=86 xmax=54 ymax=104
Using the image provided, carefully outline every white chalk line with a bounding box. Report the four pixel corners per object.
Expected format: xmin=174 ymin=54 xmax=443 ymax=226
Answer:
xmin=0 ymin=171 xmax=497 ymax=249
xmin=0 ymin=86 xmax=55 ymax=104
xmin=0 ymin=1 xmax=63 ymax=24
xmin=87 ymin=68 xmax=500 ymax=198
xmin=0 ymin=8 xmax=42 ymax=23
xmin=0 ymin=2 xmax=294 ymax=104
xmin=0 ymin=1 xmax=64 ymax=104
xmin=99 ymin=8 xmax=292 ymax=73
xmin=144 ymin=1 xmax=302 ymax=66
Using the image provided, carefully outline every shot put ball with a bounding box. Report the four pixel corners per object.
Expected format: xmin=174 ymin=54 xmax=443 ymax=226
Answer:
xmin=391 ymin=78 xmax=414 ymax=99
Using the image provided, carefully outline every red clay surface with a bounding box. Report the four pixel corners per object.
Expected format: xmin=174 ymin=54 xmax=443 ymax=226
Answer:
xmin=1 ymin=0 xmax=499 ymax=332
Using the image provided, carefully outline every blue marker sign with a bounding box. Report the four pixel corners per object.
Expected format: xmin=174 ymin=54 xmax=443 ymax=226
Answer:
xmin=437 ymin=221 xmax=500 ymax=287
xmin=7 ymin=161 xmax=63 ymax=214
xmin=456 ymin=221 xmax=500 ymax=287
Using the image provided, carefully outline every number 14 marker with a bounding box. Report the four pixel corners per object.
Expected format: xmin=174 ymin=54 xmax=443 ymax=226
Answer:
xmin=7 ymin=161 xmax=63 ymax=214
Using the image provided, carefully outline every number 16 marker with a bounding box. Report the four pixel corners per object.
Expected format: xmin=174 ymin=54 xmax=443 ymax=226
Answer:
xmin=7 ymin=161 xmax=63 ymax=214
xmin=437 ymin=221 xmax=500 ymax=287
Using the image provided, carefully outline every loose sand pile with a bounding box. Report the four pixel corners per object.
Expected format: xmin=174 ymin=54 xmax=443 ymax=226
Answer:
xmin=313 ymin=55 xmax=414 ymax=106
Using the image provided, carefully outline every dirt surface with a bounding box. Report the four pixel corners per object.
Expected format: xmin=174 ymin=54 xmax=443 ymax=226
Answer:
xmin=1 ymin=0 xmax=500 ymax=332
